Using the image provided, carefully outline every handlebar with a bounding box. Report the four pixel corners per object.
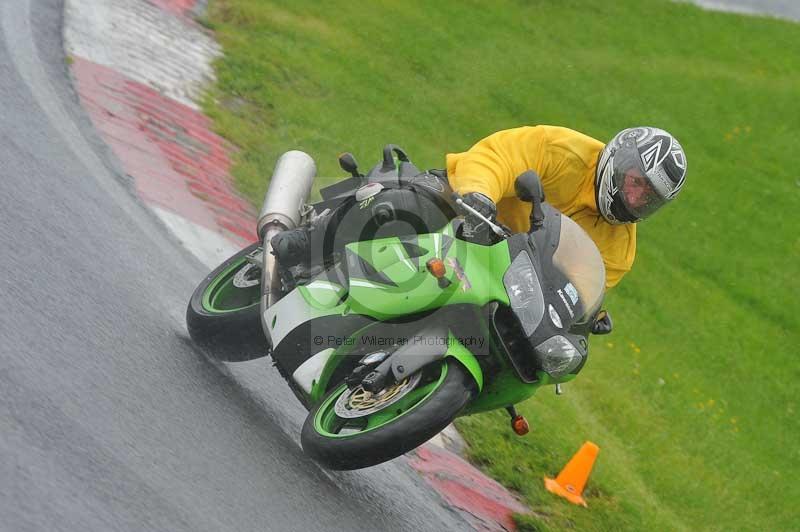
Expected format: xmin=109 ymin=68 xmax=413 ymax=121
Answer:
xmin=452 ymin=169 xmax=546 ymax=237
xmin=452 ymin=194 xmax=512 ymax=238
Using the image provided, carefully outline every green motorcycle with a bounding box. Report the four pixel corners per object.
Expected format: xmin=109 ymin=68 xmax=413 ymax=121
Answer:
xmin=187 ymin=146 xmax=610 ymax=470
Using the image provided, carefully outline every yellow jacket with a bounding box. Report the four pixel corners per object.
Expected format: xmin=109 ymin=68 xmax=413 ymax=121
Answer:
xmin=446 ymin=125 xmax=635 ymax=289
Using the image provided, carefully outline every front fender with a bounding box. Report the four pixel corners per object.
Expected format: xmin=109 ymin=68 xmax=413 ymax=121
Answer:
xmin=310 ymin=324 xmax=484 ymax=404
xmin=389 ymin=328 xmax=483 ymax=392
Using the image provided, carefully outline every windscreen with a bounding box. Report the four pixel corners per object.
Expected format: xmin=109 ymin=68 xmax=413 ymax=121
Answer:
xmin=551 ymin=216 xmax=606 ymax=323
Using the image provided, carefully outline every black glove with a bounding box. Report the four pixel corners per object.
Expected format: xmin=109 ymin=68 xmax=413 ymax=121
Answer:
xmin=461 ymin=192 xmax=497 ymax=245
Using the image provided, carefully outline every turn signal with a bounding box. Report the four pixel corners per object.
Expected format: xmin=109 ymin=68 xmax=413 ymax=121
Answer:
xmin=426 ymin=258 xmax=451 ymax=288
xmin=511 ymin=415 xmax=530 ymax=435
xmin=426 ymin=258 xmax=446 ymax=278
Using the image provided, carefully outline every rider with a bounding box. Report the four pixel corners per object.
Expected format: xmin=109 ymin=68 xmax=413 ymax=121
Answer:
xmin=449 ymin=126 xmax=688 ymax=288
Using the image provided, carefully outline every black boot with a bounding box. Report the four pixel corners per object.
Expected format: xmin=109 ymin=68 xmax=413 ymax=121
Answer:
xmin=271 ymin=228 xmax=311 ymax=269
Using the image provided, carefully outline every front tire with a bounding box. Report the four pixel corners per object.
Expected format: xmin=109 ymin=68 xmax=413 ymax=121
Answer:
xmin=186 ymin=242 xmax=268 ymax=362
xmin=300 ymin=360 xmax=477 ymax=470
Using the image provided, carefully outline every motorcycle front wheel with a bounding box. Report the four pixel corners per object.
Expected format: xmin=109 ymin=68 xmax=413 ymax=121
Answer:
xmin=186 ymin=242 xmax=268 ymax=361
xmin=300 ymin=359 xmax=477 ymax=470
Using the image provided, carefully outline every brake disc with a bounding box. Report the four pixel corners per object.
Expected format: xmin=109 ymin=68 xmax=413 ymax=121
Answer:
xmin=232 ymin=262 xmax=261 ymax=288
xmin=333 ymin=372 xmax=422 ymax=419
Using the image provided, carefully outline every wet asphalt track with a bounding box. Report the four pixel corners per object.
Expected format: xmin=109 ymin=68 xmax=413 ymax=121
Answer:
xmin=0 ymin=1 xmax=468 ymax=530
xmin=4 ymin=1 xmax=796 ymax=530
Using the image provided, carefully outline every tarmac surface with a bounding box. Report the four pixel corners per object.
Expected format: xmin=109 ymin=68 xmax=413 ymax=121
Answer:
xmin=2 ymin=0 xmax=794 ymax=530
xmin=0 ymin=1 xmax=472 ymax=530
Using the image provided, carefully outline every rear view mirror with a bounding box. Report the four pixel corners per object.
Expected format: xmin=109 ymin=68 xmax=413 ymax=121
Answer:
xmin=514 ymin=170 xmax=544 ymax=203
xmin=514 ymin=170 xmax=545 ymax=231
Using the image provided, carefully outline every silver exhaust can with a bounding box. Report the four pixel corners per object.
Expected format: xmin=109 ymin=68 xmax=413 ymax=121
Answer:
xmin=257 ymin=150 xmax=316 ymax=236
xmin=257 ymin=150 xmax=316 ymax=331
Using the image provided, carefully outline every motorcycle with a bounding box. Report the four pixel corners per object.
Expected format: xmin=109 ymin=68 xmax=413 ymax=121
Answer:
xmin=186 ymin=146 xmax=611 ymax=470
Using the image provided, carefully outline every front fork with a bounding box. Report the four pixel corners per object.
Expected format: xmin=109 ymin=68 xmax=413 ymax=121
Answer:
xmin=258 ymin=222 xmax=286 ymax=346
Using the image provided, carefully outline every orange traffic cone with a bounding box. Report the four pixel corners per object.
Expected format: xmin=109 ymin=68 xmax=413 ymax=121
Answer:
xmin=543 ymin=441 xmax=600 ymax=507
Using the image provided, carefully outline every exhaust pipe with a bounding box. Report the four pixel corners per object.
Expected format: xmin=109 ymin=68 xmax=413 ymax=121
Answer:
xmin=258 ymin=151 xmax=316 ymax=342
xmin=258 ymin=150 xmax=317 ymax=236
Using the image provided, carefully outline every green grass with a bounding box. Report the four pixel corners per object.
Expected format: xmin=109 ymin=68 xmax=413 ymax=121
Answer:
xmin=202 ymin=0 xmax=800 ymax=529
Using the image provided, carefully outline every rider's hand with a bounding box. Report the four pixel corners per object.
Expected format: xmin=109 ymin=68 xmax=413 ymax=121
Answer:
xmin=461 ymin=192 xmax=498 ymax=245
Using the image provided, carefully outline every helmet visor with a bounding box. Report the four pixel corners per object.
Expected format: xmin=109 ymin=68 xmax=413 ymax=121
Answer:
xmin=612 ymin=141 xmax=667 ymax=220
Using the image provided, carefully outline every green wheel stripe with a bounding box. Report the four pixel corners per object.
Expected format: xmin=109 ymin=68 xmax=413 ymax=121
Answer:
xmin=201 ymin=258 xmax=260 ymax=314
xmin=313 ymin=362 xmax=449 ymax=439
xmin=362 ymin=380 xmax=439 ymax=430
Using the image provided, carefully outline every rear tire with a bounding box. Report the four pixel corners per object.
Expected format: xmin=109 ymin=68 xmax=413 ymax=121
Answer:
xmin=186 ymin=242 xmax=268 ymax=362
xmin=300 ymin=360 xmax=477 ymax=470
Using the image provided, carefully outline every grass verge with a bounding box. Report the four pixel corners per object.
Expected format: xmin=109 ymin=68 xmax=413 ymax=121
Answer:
xmin=203 ymin=0 xmax=800 ymax=529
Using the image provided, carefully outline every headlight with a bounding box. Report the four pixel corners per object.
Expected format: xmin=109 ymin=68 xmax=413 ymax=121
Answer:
xmin=503 ymin=252 xmax=545 ymax=336
xmin=534 ymin=335 xmax=582 ymax=378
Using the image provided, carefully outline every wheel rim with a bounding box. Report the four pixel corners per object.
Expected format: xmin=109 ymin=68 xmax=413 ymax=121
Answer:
xmin=201 ymin=258 xmax=262 ymax=313
xmin=313 ymin=362 xmax=449 ymax=438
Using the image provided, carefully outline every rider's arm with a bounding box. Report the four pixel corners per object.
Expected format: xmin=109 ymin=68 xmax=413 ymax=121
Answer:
xmin=446 ymin=126 xmax=551 ymax=203
xmin=447 ymin=126 xmax=605 ymax=210
xmin=448 ymin=126 xmax=635 ymax=289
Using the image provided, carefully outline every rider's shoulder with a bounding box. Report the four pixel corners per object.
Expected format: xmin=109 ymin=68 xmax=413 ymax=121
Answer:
xmin=540 ymin=126 xmax=604 ymax=162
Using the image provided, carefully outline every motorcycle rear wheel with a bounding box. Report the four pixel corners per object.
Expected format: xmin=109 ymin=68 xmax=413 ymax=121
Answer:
xmin=301 ymin=360 xmax=477 ymax=470
xmin=186 ymin=242 xmax=268 ymax=361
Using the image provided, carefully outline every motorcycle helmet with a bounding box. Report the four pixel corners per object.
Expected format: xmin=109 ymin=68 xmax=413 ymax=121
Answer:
xmin=595 ymin=127 xmax=687 ymax=224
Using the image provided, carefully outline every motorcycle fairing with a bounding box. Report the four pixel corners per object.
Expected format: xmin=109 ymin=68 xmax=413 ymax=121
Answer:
xmin=500 ymin=204 xmax=605 ymax=381
xmin=344 ymin=226 xmax=511 ymax=320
